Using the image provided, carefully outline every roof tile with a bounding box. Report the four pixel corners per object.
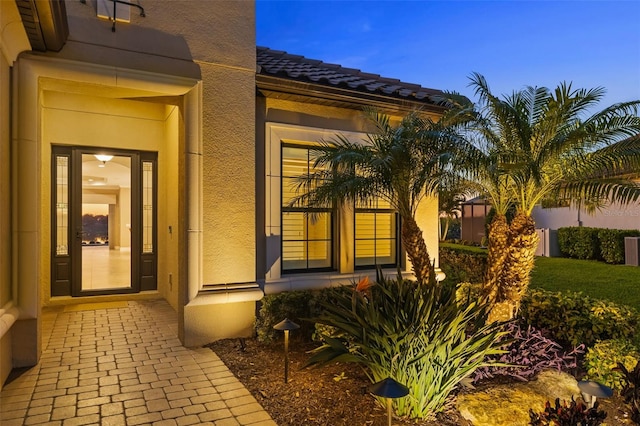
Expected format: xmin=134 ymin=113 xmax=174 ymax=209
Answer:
xmin=257 ymin=46 xmax=443 ymax=105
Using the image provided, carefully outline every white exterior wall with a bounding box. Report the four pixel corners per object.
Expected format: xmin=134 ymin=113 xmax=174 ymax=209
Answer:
xmin=532 ymin=200 xmax=640 ymax=231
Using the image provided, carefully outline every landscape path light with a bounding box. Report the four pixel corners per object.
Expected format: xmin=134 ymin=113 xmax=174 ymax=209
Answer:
xmin=369 ymin=377 xmax=409 ymax=426
xmin=273 ymin=318 xmax=300 ymax=383
xmin=578 ymin=380 xmax=613 ymax=409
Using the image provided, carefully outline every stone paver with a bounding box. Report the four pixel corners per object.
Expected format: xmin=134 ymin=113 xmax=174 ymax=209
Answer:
xmin=0 ymin=300 xmax=276 ymax=425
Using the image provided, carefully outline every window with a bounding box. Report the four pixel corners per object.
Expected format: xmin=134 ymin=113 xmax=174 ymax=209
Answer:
xmin=355 ymin=199 xmax=398 ymax=268
xmin=281 ymin=144 xmax=333 ymax=272
xmin=142 ymin=161 xmax=154 ymax=254
xmin=266 ymin=123 xmax=412 ymax=284
xmin=55 ymin=154 xmax=70 ymax=256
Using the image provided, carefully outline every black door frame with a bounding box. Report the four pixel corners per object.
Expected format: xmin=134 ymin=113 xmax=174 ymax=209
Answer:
xmin=51 ymin=145 xmax=157 ymax=297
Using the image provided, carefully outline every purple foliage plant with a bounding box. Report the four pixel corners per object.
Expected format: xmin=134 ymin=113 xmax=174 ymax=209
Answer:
xmin=473 ymin=322 xmax=584 ymax=384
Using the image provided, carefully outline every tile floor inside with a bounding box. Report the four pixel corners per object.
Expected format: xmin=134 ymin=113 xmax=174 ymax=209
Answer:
xmin=0 ymin=300 xmax=276 ymax=426
xmin=81 ymin=246 xmax=131 ymax=291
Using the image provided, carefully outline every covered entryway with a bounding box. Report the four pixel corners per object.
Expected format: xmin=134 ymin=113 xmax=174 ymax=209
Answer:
xmin=7 ymin=53 xmax=200 ymax=370
xmin=51 ymin=146 xmax=157 ymax=297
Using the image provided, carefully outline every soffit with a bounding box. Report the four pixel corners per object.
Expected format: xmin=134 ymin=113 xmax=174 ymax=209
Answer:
xmin=15 ymin=0 xmax=69 ymax=52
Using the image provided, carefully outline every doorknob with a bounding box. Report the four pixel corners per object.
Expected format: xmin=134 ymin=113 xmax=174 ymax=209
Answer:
xmin=76 ymin=230 xmax=86 ymax=239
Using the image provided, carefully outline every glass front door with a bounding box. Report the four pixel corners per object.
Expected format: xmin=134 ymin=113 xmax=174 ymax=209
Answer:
xmin=80 ymin=154 xmax=132 ymax=291
xmin=51 ymin=147 xmax=157 ymax=297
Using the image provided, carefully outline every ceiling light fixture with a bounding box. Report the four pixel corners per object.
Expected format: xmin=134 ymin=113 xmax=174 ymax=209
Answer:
xmin=94 ymin=155 xmax=114 ymax=162
xmin=95 ymin=154 xmax=113 ymax=168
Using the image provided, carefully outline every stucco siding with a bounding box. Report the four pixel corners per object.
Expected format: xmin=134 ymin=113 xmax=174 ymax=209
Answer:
xmin=0 ymin=29 xmax=14 ymax=391
xmin=532 ymin=201 xmax=640 ymax=231
xmin=0 ymin=46 xmax=11 ymax=309
xmin=200 ymin=60 xmax=256 ymax=285
xmin=58 ymin=0 xmax=255 ymax=79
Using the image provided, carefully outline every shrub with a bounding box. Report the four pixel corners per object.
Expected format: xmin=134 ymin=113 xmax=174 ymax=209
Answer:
xmin=557 ymin=227 xmax=600 ymax=260
xmin=616 ymin=359 xmax=640 ymax=423
xmin=439 ymin=245 xmax=487 ymax=285
xmin=520 ymin=289 xmax=640 ymax=347
xmin=590 ymin=300 xmax=640 ymax=347
xmin=255 ymin=287 xmax=350 ymax=343
xmin=472 ymin=322 xmax=584 ymax=384
xmin=306 ymin=273 xmax=505 ymax=419
xmin=529 ymin=398 xmax=607 ymax=426
xmin=556 ymin=226 xmax=640 ymax=263
xmin=584 ymin=339 xmax=640 ymax=391
xmin=598 ymin=229 xmax=640 ymax=264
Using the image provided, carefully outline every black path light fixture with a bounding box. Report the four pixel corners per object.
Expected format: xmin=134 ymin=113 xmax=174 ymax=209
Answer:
xmin=578 ymin=380 xmax=613 ymax=409
xmin=370 ymin=377 xmax=409 ymax=426
xmin=273 ymin=318 xmax=300 ymax=383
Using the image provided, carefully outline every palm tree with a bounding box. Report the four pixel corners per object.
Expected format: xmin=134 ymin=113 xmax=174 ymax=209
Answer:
xmin=457 ymin=73 xmax=640 ymax=321
xmin=290 ymin=108 xmax=455 ymax=284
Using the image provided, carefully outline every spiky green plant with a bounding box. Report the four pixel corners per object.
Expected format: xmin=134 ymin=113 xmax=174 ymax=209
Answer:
xmin=305 ymin=271 xmax=505 ymax=419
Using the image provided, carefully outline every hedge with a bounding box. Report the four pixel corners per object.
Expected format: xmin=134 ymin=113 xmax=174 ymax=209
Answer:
xmin=557 ymin=226 xmax=600 ymax=260
xmin=557 ymin=227 xmax=640 ymax=264
xmin=598 ymin=228 xmax=640 ymax=264
xmin=439 ymin=244 xmax=487 ymax=286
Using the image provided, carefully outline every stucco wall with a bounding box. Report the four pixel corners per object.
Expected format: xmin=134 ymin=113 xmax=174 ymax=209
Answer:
xmin=9 ymin=0 xmax=257 ymax=354
xmin=160 ymin=105 xmax=180 ymax=310
xmin=200 ymin=65 xmax=256 ymax=285
xmin=0 ymin=45 xmax=11 ymax=309
xmin=60 ymin=0 xmax=254 ymax=78
xmin=0 ymin=26 xmax=13 ymax=391
xmin=532 ymin=201 xmax=640 ymax=231
xmin=58 ymin=0 xmax=257 ymax=288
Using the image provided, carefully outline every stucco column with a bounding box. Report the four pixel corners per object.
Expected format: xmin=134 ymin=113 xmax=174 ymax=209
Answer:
xmin=13 ymin=58 xmax=41 ymax=367
xmin=184 ymin=83 xmax=203 ymax=304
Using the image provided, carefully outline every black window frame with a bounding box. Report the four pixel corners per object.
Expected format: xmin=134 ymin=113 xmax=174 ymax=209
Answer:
xmin=280 ymin=143 xmax=335 ymax=274
xmin=354 ymin=200 xmax=400 ymax=270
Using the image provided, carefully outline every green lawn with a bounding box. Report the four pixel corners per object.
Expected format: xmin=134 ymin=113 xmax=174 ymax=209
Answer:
xmin=530 ymin=256 xmax=640 ymax=311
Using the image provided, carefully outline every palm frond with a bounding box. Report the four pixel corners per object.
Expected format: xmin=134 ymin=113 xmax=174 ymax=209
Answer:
xmin=559 ymin=179 xmax=640 ymax=206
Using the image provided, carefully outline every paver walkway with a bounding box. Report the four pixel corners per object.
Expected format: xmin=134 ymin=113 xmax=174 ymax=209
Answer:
xmin=0 ymin=300 xmax=277 ymax=426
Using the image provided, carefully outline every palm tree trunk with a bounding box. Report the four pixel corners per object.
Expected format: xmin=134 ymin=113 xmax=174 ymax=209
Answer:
xmin=441 ymin=218 xmax=450 ymax=242
xmin=483 ymin=214 xmax=509 ymax=304
xmin=401 ymin=215 xmax=433 ymax=284
xmin=486 ymin=212 xmax=538 ymax=322
xmin=498 ymin=212 xmax=538 ymax=316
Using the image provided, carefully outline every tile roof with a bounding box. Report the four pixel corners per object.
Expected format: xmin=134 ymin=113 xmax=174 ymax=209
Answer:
xmin=257 ymin=47 xmax=445 ymax=106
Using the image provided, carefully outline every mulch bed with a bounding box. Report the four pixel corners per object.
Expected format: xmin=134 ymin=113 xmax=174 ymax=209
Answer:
xmin=206 ymin=335 xmax=638 ymax=426
xmin=207 ymin=338 xmax=471 ymax=426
